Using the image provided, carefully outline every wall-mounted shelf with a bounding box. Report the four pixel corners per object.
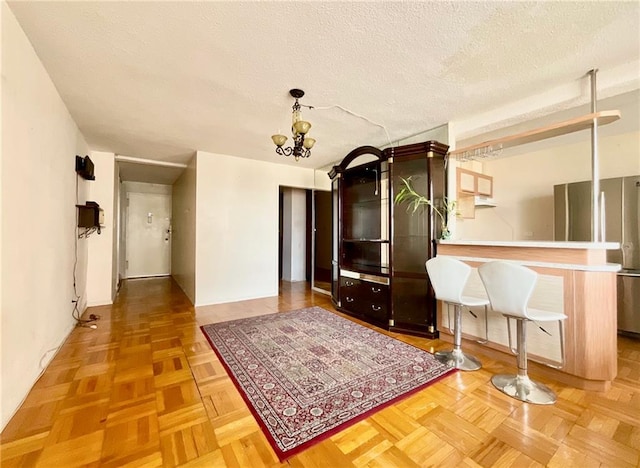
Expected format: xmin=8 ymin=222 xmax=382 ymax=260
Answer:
xmin=450 ymin=110 xmax=621 ymax=160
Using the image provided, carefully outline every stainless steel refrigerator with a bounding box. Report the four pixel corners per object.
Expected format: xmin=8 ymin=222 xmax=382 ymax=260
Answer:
xmin=554 ymin=175 xmax=640 ymax=335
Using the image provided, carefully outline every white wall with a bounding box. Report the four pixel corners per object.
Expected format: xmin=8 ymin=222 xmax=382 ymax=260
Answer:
xmin=392 ymin=123 xmax=449 ymax=147
xmin=281 ymin=187 xmax=307 ymax=282
xmin=457 ymin=130 xmax=640 ymax=241
xmin=195 ymin=152 xmax=315 ymax=306
xmin=86 ymin=151 xmax=115 ymax=305
xmin=172 ymin=156 xmax=197 ymax=303
xmin=122 ymin=181 xmax=173 ymax=195
xmin=314 ymin=169 xmax=332 ymax=191
xmin=1 ymin=3 xmax=90 ymax=430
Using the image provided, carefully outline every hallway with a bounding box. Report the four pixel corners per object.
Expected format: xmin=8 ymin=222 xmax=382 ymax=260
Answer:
xmin=1 ymin=278 xmax=639 ymax=467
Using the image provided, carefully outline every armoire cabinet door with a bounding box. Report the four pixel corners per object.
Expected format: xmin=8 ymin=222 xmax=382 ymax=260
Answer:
xmin=390 ymin=151 xmax=445 ymax=335
xmin=391 ymin=157 xmax=432 ymax=330
xmin=331 ymin=176 xmax=340 ymax=306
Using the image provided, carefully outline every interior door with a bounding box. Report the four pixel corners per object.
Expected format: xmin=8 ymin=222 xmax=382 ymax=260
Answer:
xmin=390 ymin=155 xmax=440 ymax=334
xmin=126 ymin=192 xmax=171 ymax=278
xmin=313 ymin=190 xmax=332 ymax=293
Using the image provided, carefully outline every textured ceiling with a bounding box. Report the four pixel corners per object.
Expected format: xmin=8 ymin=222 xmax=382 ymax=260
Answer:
xmin=7 ymin=1 xmax=640 ymax=173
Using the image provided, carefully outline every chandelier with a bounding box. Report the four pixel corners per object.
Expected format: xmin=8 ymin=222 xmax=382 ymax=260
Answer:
xmin=271 ymin=89 xmax=316 ymax=161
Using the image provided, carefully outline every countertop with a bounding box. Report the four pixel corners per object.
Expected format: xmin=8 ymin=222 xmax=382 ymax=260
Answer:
xmin=438 ymin=240 xmax=620 ymax=249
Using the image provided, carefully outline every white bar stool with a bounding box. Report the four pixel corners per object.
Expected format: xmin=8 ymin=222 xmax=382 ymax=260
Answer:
xmin=478 ymin=261 xmax=567 ymax=405
xmin=426 ymin=256 xmax=489 ymax=371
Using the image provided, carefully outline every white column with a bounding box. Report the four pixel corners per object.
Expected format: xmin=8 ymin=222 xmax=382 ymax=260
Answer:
xmin=86 ymin=151 xmax=116 ymax=305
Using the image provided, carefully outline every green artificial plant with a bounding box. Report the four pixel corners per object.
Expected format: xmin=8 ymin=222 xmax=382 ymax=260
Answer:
xmin=394 ymin=176 xmax=458 ymax=239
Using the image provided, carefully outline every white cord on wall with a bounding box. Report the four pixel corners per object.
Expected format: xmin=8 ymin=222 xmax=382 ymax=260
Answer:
xmin=491 ymin=208 xmax=516 ymax=240
xmin=304 ymin=103 xmax=393 ymax=148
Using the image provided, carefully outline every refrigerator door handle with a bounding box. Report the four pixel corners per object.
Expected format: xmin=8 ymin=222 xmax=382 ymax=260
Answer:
xmin=599 ymin=191 xmax=606 ymax=241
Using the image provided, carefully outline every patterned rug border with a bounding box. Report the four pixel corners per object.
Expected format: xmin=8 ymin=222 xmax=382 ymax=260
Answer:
xmin=200 ymin=307 xmax=456 ymax=461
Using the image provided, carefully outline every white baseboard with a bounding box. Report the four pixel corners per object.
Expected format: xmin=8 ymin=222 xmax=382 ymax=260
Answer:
xmin=87 ymin=299 xmax=113 ymax=307
xmin=125 ymin=274 xmax=171 ymax=279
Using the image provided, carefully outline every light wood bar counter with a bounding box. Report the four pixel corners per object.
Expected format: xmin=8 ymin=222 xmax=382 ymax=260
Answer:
xmin=436 ymin=240 xmax=621 ymax=391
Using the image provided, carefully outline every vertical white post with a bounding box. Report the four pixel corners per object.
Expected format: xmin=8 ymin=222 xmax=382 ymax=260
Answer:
xmin=589 ymin=69 xmax=600 ymax=242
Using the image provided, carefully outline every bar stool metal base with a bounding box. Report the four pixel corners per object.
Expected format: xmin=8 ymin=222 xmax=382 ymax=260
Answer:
xmin=491 ymin=374 xmax=557 ymax=405
xmin=435 ymin=349 xmax=482 ymax=371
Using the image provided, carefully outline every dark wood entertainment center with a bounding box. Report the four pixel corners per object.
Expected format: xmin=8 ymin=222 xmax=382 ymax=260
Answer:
xmin=329 ymin=141 xmax=449 ymax=338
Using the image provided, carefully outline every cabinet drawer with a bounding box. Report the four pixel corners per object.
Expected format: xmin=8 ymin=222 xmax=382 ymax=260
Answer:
xmin=340 ymin=277 xmax=360 ymax=289
xmin=340 ymin=277 xmax=365 ymax=308
xmin=340 ymin=277 xmax=389 ymax=297
xmin=343 ymin=295 xmax=388 ymax=319
xmin=365 ymin=300 xmax=388 ymax=321
xmin=339 ymin=276 xmax=389 ymax=321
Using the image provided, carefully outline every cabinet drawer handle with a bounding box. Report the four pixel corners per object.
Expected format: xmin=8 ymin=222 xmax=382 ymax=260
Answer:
xmin=345 ymin=281 xmax=354 ymax=287
xmin=372 ymin=305 xmax=382 ymax=311
xmin=371 ymin=287 xmax=381 ymax=293
xmin=345 ymin=296 xmax=354 ymax=303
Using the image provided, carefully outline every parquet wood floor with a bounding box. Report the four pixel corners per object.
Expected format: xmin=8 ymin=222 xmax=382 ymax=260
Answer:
xmin=1 ymin=277 xmax=639 ymax=467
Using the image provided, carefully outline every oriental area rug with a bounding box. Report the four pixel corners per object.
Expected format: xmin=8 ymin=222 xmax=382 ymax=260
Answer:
xmin=201 ymin=306 xmax=455 ymax=461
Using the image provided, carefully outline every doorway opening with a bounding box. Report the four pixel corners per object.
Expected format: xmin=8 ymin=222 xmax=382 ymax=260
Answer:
xmin=278 ymin=186 xmax=332 ymax=295
xmin=313 ymin=190 xmax=332 ymax=293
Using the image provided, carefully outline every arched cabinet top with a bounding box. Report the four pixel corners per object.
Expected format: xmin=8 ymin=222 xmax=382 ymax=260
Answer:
xmin=328 ymin=146 xmax=386 ymax=179
xmin=328 ymin=141 xmax=449 ymax=179
xmin=386 ymin=140 xmax=449 ymax=159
